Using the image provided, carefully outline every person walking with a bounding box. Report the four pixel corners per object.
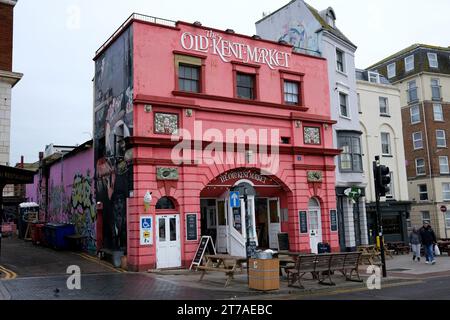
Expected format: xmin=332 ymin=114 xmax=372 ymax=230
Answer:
xmin=409 ymin=227 xmax=422 ymax=262
xmin=419 ymin=221 xmax=437 ymax=265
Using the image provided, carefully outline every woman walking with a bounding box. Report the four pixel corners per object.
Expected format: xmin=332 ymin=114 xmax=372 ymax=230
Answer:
xmin=409 ymin=227 xmax=422 ymax=262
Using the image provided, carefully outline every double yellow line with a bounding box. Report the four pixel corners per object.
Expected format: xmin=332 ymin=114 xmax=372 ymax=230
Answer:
xmin=0 ymin=265 xmax=17 ymax=280
xmin=74 ymin=253 xmax=127 ymax=273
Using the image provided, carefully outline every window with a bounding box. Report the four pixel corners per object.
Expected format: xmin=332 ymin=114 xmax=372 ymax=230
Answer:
xmin=421 ymin=211 xmax=431 ymax=224
xmin=408 ymin=80 xmax=418 ymax=103
xmin=236 ymin=73 xmax=255 ymax=100
xmin=156 ymin=197 xmax=176 ymax=210
xmin=357 ymin=93 xmax=362 ymax=114
xmin=436 ymin=130 xmax=447 ymax=148
xmin=433 ymin=104 xmax=444 ymax=121
xmin=443 ymin=183 xmax=450 ymax=201
xmin=413 ymin=132 xmax=423 ymax=150
xmin=381 ymin=132 xmax=392 ymax=155
xmin=369 ymin=71 xmax=380 ymax=84
xmin=428 ymin=52 xmax=438 ymax=68
xmin=336 ymin=49 xmax=345 ymax=73
xmin=178 ymin=64 xmax=200 ymax=93
xmin=440 ymin=156 xmax=449 ymax=174
xmin=446 ymin=212 xmax=450 ymax=228
xmin=337 ymin=134 xmax=363 ymax=172
xmin=387 ymin=63 xmax=396 ymax=78
xmin=405 ymin=55 xmax=414 ymax=72
xmin=410 ymin=105 xmax=420 ymax=124
xmin=284 ymin=81 xmax=300 ymax=105
xmin=379 ymin=97 xmax=389 ymax=115
xmin=419 ymin=185 xmax=429 ymax=201
xmin=416 ymin=158 xmax=426 ymax=176
xmin=431 ymin=79 xmax=441 ymax=101
xmin=339 ymin=92 xmax=349 ymax=118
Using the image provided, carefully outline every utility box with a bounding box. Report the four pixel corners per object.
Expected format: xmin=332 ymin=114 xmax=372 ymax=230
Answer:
xmin=248 ymin=259 xmax=280 ymax=291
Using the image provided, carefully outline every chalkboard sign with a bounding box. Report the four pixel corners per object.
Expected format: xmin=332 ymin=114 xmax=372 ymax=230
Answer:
xmin=330 ymin=210 xmax=338 ymax=232
xmin=299 ymin=211 xmax=308 ymax=234
xmin=190 ymin=236 xmax=216 ymax=270
xmin=278 ymin=233 xmax=290 ymax=251
xmin=246 ymin=241 xmax=257 ymax=258
xmin=186 ymin=214 xmax=198 ymax=241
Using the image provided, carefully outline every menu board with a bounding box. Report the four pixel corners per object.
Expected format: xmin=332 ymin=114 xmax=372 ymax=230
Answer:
xmin=299 ymin=211 xmax=308 ymax=234
xmin=186 ymin=213 xmax=198 ymax=241
xmin=330 ymin=210 xmax=338 ymax=232
xmin=246 ymin=241 xmax=257 ymax=258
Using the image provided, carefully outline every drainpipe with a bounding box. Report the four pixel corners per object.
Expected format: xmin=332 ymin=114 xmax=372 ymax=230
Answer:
xmin=419 ymin=75 xmax=439 ymax=232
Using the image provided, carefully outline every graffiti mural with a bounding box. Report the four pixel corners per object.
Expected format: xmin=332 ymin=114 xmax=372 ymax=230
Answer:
xmin=278 ymin=20 xmax=319 ymax=54
xmin=47 ymin=181 xmax=69 ymax=223
xmin=94 ymin=27 xmax=133 ymax=251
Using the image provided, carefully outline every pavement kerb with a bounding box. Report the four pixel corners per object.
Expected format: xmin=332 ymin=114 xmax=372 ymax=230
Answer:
xmin=0 ymin=281 xmax=11 ymax=300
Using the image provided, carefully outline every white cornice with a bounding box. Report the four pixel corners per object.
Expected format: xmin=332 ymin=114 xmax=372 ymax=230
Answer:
xmin=0 ymin=0 xmax=17 ymax=7
xmin=0 ymin=70 xmax=23 ymax=87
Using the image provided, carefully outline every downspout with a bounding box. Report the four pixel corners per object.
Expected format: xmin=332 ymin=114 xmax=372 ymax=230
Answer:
xmin=419 ymin=75 xmax=438 ymax=229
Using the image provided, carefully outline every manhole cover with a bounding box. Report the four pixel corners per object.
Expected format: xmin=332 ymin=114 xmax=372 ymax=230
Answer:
xmin=388 ymin=268 xmax=411 ymax=272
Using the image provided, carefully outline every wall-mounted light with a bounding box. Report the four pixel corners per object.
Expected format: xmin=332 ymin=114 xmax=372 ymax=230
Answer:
xmin=295 ymin=120 xmax=302 ymax=128
xmin=144 ymin=105 xmax=152 ymax=113
xmin=324 ymin=124 xmax=329 ymax=130
xmin=186 ymin=109 xmax=193 ymax=117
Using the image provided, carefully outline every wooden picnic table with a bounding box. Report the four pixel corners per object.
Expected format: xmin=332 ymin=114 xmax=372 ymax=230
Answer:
xmin=437 ymin=241 xmax=450 ymax=256
xmin=357 ymin=245 xmax=381 ymax=265
xmin=197 ymin=254 xmax=247 ymax=287
xmin=387 ymin=242 xmax=410 ymax=255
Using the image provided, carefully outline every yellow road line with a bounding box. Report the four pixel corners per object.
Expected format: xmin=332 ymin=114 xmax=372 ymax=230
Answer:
xmin=0 ymin=265 xmax=17 ymax=280
xmin=74 ymin=253 xmax=127 ymax=273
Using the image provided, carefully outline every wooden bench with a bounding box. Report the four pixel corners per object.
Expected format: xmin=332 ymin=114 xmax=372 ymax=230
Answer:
xmin=197 ymin=254 xmax=246 ymax=287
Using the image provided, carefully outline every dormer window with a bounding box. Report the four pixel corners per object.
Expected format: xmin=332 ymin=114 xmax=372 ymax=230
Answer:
xmin=327 ymin=15 xmax=335 ymax=28
xmin=325 ymin=7 xmax=336 ymax=28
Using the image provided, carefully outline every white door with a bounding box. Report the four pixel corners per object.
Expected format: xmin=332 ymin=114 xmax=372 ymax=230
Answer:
xmin=216 ymin=200 xmax=228 ymax=253
xmin=156 ymin=215 xmax=181 ymax=269
xmin=268 ymin=198 xmax=281 ymax=249
xmin=308 ymin=198 xmax=323 ymax=254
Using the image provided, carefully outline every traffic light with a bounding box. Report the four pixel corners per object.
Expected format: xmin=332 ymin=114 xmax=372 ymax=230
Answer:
xmin=376 ymin=165 xmax=391 ymax=197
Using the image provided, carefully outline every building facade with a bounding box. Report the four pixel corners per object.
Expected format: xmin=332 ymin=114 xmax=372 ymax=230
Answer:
xmin=25 ymin=141 xmax=97 ymax=252
xmin=356 ymin=70 xmax=411 ymax=243
xmin=94 ymin=14 xmax=340 ymax=271
xmin=0 ymin=0 xmax=22 ymax=197
xmin=256 ymin=0 xmax=367 ymax=251
xmin=368 ymin=44 xmax=450 ymax=239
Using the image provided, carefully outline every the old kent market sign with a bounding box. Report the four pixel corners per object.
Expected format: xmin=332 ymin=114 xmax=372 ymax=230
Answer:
xmin=181 ymin=30 xmax=291 ymax=70
xmin=207 ymin=170 xmax=279 ymax=187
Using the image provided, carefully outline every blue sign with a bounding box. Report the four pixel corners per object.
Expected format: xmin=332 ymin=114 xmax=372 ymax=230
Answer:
xmin=230 ymin=191 xmax=240 ymax=208
xmin=142 ymin=218 xmax=152 ymax=229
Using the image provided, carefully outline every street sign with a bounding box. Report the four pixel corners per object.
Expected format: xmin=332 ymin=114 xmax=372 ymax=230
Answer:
xmin=140 ymin=216 xmax=153 ymax=246
xmin=441 ymin=205 xmax=448 ymax=213
xmin=230 ymin=191 xmax=240 ymax=208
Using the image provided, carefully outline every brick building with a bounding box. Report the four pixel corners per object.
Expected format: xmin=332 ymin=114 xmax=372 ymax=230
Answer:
xmin=369 ymin=44 xmax=450 ymax=239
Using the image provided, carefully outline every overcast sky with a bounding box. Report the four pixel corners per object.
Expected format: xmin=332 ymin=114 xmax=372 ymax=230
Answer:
xmin=10 ymin=0 xmax=450 ymax=165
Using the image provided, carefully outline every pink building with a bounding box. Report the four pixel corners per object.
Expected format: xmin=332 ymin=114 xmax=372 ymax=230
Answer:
xmin=94 ymin=14 xmax=339 ymax=271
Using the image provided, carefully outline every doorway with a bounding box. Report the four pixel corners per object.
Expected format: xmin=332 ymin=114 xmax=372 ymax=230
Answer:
xmin=255 ymin=198 xmax=281 ymax=249
xmin=156 ymin=215 xmax=181 ymax=269
xmin=308 ymin=198 xmax=323 ymax=254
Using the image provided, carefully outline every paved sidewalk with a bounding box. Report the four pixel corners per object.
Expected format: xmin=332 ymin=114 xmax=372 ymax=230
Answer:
xmin=386 ymin=253 xmax=450 ymax=278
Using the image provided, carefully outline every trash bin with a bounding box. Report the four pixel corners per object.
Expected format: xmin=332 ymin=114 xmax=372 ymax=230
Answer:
xmin=31 ymin=223 xmax=45 ymax=245
xmin=44 ymin=223 xmax=76 ymax=250
xmin=249 ymin=258 xmax=280 ymax=291
xmin=318 ymin=242 xmax=331 ymax=254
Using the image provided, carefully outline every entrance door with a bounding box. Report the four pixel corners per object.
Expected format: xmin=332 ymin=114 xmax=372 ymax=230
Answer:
xmin=216 ymin=200 xmax=228 ymax=253
xmin=268 ymin=198 xmax=281 ymax=249
xmin=308 ymin=198 xmax=323 ymax=254
xmin=156 ymin=215 xmax=181 ymax=269
xmin=228 ymin=198 xmax=247 ymax=257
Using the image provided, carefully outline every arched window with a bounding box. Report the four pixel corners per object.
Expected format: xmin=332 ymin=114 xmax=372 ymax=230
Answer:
xmin=156 ymin=197 xmax=175 ymax=210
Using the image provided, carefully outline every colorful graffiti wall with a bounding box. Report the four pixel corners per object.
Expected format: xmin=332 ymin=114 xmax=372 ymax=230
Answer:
xmin=94 ymin=27 xmax=134 ymax=252
xmin=25 ymin=146 xmax=97 ymax=252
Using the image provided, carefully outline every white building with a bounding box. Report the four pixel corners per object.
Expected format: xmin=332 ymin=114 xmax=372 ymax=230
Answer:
xmin=256 ymin=0 xmax=367 ymax=251
xmin=356 ymin=70 xmax=411 ymax=243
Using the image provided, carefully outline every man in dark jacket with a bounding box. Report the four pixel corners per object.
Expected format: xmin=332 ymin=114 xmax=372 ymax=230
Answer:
xmin=419 ymin=221 xmax=437 ymax=264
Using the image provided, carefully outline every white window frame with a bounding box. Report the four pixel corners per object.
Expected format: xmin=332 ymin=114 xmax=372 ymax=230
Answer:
xmin=428 ymin=52 xmax=438 ymax=68
xmin=421 ymin=211 xmax=431 ymax=223
xmin=410 ymin=105 xmax=420 ymax=124
xmin=379 ymin=97 xmax=389 ymax=115
xmin=439 ymin=156 xmax=449 ymax=174
xmin=419 ymin=186 xmax=429 ymax=202
xmin=381 ymin=132 xmax=392 ymax=156
xmin=339 ymin=92 xmax=350 ymax=118
xmin=436 ymin=130 xmax=447 ymax=148
xmin=446 ymin=212 xmax=450 ymax=229
xmin=431 ymin=78 xmax=441 ymax=101
xmin=416 ymin=158 xmax=426 ymax=176
xmin=368 ymin=71 xmax=380 ymax=84
xmin=408 ymin=81 xmax=418 ymax=103
xmin=336 ymin=49 xmax=345 ymax=73
xmin=405 ymin=55 xmax=414 ymax=72
xmin=433 ymin=104 xmax=444 ymax=121
xmin=387 ymin=63 xmax=396 ymax=79
xmin=413 ymin=132 xmax=423 ymax=150
xmin=443 ymin=183 xmax=450 ymax=201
